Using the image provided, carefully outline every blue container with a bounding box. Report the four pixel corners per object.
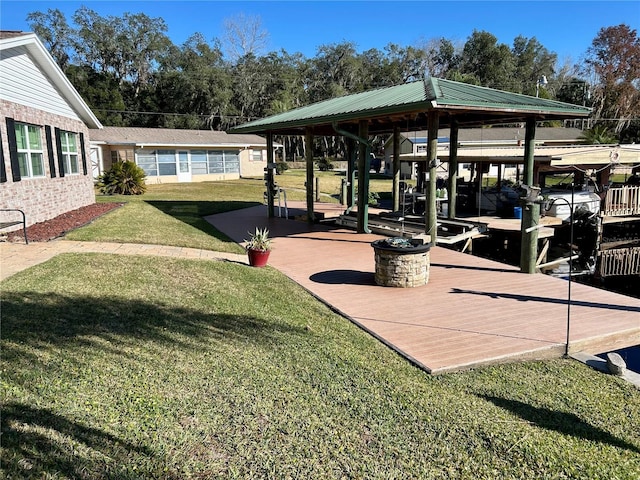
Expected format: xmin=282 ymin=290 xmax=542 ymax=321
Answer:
xmin=513 ymin=206 xmax=522 ymax=219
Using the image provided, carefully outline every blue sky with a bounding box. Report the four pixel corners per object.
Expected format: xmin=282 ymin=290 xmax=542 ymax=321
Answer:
xmin=2 ymin=1 xmax=638 ymax=63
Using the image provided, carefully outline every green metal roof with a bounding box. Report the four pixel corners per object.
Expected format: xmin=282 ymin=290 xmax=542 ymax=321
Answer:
xmin=230 ymin=77 xmax=591 ymax=135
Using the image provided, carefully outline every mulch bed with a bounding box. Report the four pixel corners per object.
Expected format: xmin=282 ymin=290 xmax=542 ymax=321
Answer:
xmin=5 ymin=202 xmax=124 ymax=243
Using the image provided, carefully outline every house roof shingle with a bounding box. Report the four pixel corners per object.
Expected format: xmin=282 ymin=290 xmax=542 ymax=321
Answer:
xmin=89 ymin=126 xmax=270 ymax=147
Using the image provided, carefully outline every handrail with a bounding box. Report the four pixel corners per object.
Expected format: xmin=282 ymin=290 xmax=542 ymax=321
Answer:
xmin=603 ymin=185 xmax=640 ymax=216
xmin=0 ymin=208 xmax=28 ymax=244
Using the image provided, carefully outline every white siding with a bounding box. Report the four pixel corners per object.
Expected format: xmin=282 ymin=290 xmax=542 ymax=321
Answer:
xmin=0 ymin=45 xmax=81 ymax=121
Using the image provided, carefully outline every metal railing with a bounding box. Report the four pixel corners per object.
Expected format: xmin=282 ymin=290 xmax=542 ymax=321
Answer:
xmin=599 ymin=246 xmax=640 ymax=277
xmin=264 ymin=187 xmax=288 ymax=219
xmin=602 ymin=185 xmax=640 ymax=217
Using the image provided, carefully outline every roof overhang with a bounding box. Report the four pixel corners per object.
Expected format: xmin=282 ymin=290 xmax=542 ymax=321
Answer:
xmin=399 ymin=145 xmax=639 ymax=168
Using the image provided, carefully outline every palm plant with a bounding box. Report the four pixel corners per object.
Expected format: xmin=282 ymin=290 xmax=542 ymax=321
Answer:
xmin=98 ymin=161 xmax=147 ymax=195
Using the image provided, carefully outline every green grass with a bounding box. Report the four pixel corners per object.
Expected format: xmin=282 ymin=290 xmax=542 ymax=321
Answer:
xmin=67 ymin=181 xmax=266 ymax=253
xmin=66 ymin=173 xmax=394 ymax=250
xmin=5 ymin=175 xmax=639 ymax=478
xmin=2 ymin=255 xmax=639 ymax=479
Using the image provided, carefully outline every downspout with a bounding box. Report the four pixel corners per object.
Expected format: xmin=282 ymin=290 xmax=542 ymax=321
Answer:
xmin=392 ymin=125 xmax=401 ymax=212
xmin=266 ymin=132 xmax=275 ymax=218
xmin=333 ymin=121 xmax=372 ymax=233
xmin=344 ymin=138 xmax=356 ymax=213
xmin=448 ymin=119 xmax=459 ymax=219
xmin=426 ymin=111 xmax=439 ymax=244
xmin=305 ymin=128 xmax=315 ymax=225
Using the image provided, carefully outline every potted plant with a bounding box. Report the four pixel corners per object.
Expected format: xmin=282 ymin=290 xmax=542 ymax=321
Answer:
xmin=245 ymin=227 xmax=272 ymax=267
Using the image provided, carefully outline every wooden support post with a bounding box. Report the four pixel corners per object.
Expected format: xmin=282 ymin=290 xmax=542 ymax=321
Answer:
xmin=357 ymin=120 xmax=370 ymax=233
xmin=392 ymin=126 xmax=401 ymax=212
xmin=305 ymin=128 xmax=314 ymax=224
xmin=478 ymin=161 xmax=484 ymax=196
xmin=523 ymin=117 xmax=536 ymax=187
xmin=448 ymin=120 xmax=459 ymax=219
xmin=520 ymin=117 xmax=539 ymax=273
xmin=426 ymin=111 xmax=439 ymax=243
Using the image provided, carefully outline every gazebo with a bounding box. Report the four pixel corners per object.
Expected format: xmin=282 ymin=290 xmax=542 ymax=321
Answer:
xmin=230 ymin=77 xmax=591 ymax=273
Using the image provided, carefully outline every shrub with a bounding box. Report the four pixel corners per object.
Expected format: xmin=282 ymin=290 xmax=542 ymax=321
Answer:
xmin=355 ymin=188 xmax=380 ymax=206
xmin=98 ymin=161 xmax=147 ymax=195
xmin=316 ymin=158 xmax=334 ymax=171
xmin=275 ymin=161 xmax=289 ymax=175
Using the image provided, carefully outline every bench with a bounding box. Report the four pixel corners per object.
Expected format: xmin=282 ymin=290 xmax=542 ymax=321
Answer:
xmin=0 ymin=209 xmax=28 ymax=244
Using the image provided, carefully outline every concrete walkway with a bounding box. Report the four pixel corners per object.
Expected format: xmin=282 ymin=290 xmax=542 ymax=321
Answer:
xmin=0 ymin=240 xmax=247 ymax=281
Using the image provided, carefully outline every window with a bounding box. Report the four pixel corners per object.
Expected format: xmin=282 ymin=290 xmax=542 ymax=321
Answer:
xmin=157 ymin=150 xmax=177 ymax=175
xmin=14 ymin=123 xmax=44 ymax=178
xmin=111 ymin=149 xmax=134 ymax=163
xmin=252 ymin=149 xmax=263 ymax=162
xmin=59 ymin=130 xmax=79 ymax=174
xmin=133 ymin=148 xmax=240 ymax=176
xmin=224 ymin=151 xmax=240 ymax=173
xmin=191 ymin=150 xmax=208 ymax=175
xmin=208 ymin=150 xmax=240 ymax=174
xmin=136 ymin=150 xmax=158 ymax=176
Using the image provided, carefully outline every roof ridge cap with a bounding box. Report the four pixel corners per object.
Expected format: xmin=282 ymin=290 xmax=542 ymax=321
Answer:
xmin=423 ymin=77 xmax=440 ymax=101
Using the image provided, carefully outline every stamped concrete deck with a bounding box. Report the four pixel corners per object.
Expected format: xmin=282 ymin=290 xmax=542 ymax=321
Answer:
xmin=206 ymin=202 xmax=640 ymax=374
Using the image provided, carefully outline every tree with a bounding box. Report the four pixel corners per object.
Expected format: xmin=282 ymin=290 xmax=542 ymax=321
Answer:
xmin=418 ymin=38 xmax=460 ymax=79
xmin=583 ymin=24 xmax=640 ymax=133
xmin=511 ymin=35 xmax=556 ymax=95
xmin=221 ymin=13 xmax=269 ymax=63
xmin=27 ymin=8 xmax=73 ymax=70
xmin=580 ymin=125 xmax=617 ymax=144
xmin=459 ymin=30 xmax=515 ymax=89
xmin=155 ymin=33 xmax=232 ymax=129
xmin=65 ymin=65 xmax=126 ymax=126
xmin=72 ymin=7 xmax=172 ymax=95
xmin=302 ymin=42 xmax=363 ymax=103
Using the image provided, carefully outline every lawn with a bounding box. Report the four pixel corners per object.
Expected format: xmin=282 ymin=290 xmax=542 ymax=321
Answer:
xmin=2 ymin=254 xmax=639 ymax=479
xmin=3 ymin=174 xmax=639 ymax=478
xmin=65 ymin=180 xmax=263 ymax=253
xmin=65 ymin=172 xmax=379 ymax=251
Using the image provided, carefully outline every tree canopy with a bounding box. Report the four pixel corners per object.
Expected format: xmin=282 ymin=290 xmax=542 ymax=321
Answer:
xmin=27 ymin=8 xmax=640 ymax=151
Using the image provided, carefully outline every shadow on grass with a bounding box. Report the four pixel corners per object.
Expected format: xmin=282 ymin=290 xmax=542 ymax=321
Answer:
xmin=1 ymin=290 xmax=307 ymax=361
xmin=145 ymin=200 xmax=260 ymax=241
xmin=480 ymin=394 xmax=640 ymax=454
xmin=1 ymin=288 xmax=307 ymax=477
xmin=1 ymin=403 xmax=166 ymax=479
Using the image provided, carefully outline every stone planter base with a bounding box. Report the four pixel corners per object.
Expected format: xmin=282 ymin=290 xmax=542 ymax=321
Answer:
xmin=372 ymin=239 xmax=431 ymax=287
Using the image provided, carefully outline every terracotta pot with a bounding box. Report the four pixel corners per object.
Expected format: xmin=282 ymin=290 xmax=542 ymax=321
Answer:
xmin=247 ymin=248 xmax=270 ymax=267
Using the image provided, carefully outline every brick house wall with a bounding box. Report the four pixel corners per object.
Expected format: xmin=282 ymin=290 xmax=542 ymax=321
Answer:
xmin=0 ymin=99 xmax=95 ymax=227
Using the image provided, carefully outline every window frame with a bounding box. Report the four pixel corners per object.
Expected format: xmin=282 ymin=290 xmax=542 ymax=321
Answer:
xmin=59 ymin=130 xmax=79 ymax=175
xmin=14 ymin=122 xmax=45 ymax=178
xmin=251 ymin=149 xmax=263 ymax=162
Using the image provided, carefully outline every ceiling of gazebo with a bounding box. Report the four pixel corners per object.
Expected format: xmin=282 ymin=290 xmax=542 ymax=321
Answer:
xmin=230 ymin=78 xmax=592 ymax=137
